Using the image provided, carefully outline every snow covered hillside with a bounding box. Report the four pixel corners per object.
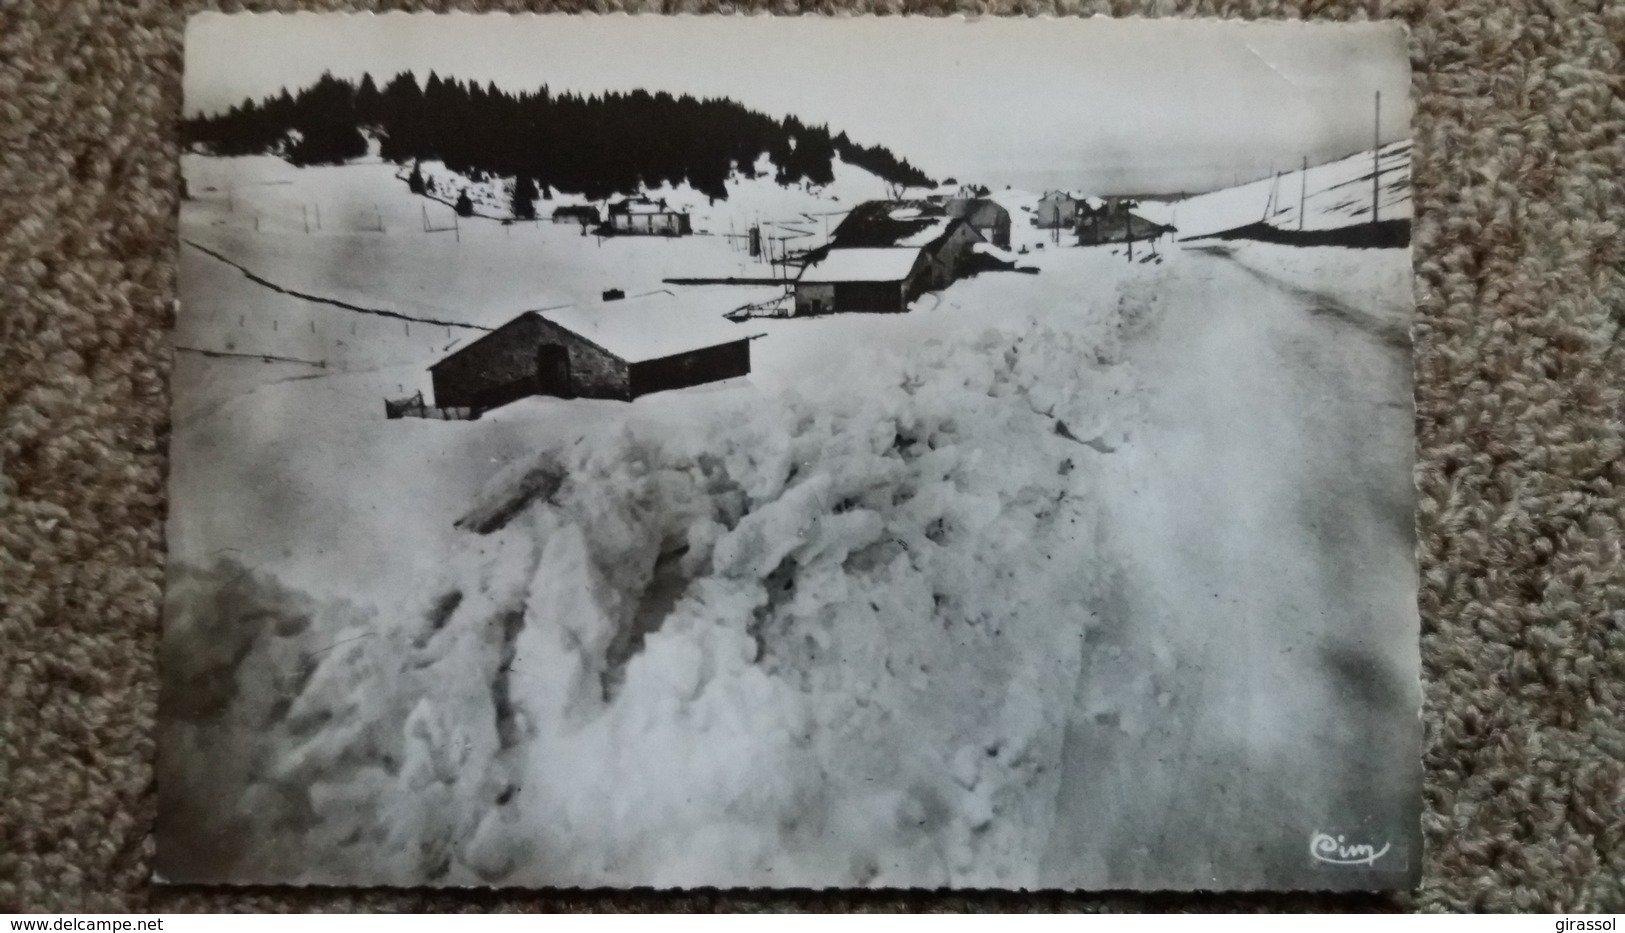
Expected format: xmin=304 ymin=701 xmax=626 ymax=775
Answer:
xmin=1170 ymin=141 xmax=1412 ymax=239
xmin=418 ymin=152 xmax=920 ymax=235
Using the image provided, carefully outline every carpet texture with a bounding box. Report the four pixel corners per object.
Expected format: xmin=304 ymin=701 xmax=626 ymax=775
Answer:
xmin=2 ymin=0 xmax=1622 ymax=914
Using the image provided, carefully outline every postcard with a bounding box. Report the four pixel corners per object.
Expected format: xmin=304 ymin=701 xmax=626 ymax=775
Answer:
xmin=161 ymin=13 xmax=1419 ymax=890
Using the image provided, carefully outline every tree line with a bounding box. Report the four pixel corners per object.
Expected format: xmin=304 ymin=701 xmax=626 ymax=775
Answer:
xmin=182 ymin=71 xmax=936 ymax=203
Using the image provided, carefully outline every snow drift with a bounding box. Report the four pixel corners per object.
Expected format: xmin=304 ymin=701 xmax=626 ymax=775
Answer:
xmin=159 ymin=316 xmax=1132 ymax=888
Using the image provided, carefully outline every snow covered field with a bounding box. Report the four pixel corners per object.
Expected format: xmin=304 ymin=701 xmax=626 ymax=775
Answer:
xmin=161 ymin=153 xmax=1418 ymax=889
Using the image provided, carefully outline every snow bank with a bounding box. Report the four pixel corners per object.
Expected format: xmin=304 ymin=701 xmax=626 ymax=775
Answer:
xmin=1219 ymin=241 xmax=1412 ymax=316
xmin=161 ymin=314 xmax=1131 ymax=888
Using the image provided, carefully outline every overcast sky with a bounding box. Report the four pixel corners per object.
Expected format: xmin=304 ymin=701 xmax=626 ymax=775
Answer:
xmin=185 ymin=14 xmax=1411 ymax=195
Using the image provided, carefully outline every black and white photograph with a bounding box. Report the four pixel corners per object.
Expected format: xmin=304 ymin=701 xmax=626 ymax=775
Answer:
xmin=160 ymin=13 xmax=1421 ymax=892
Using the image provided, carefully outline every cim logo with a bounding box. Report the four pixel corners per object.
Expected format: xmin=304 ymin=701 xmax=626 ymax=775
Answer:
xmin=1308 ymin=831 xmax=1392 ymax=867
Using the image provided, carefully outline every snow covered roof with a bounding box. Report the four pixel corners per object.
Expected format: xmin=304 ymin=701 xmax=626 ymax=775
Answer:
xmin=970 ymin=242 xmax=1037 ymax=271
xmin=1040 ymin=191 xmax=1106 ymax=211
xmin=1132 ymin=201 xmax=1176 ymax=226
xmin=829 ymin=199 xmax=955 ymax=248
xmin=798 ymin=247 xmax=923 ymax=284
xmin=946 ymin=198 xmax=1010 ymax=226
xmin=983 ymin=188 xmax=1037 ymax=211
xmin=893 ymin=217 xmax=956 ymax=248
xmin=539 ymin=291 xmax=760 ymax=363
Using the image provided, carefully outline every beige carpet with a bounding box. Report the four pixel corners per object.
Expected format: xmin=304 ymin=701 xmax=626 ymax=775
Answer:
xmin=2 ymin=0 xmax=1622 ymax=913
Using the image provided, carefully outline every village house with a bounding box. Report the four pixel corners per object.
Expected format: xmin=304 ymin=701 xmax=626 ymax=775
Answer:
xmin=1075 ymin=199 xmax=1177 ymax=246
xmin=551 ymin=204 xmax=601 ymax=225
xmin=428 ymin=291 xmax=756 ymax=412
xmin=1036 ymin=191 xmax=1106 ymax=229
xmin=793 ymin=200 xmax=988 ymax=314
xmin=827 ymin=200 xmax=986 ymax=276
xmin=943 ymin=197 xmax=1012 ymax=248
xmin=606 ymin=196 xmax=692 ymax=236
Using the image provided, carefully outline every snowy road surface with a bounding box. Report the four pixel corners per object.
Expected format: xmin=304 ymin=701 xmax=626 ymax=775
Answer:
xmin=1041 ymin=243 xmax=1420 ymax=890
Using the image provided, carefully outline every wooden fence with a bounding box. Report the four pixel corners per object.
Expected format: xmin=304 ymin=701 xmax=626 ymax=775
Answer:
xmin=384 ymin=391 xmax=478 ymax=421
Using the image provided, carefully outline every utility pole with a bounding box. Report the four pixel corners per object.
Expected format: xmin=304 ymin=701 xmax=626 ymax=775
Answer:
xmin=1299 ymin=155 xmax=1308 ymax=231
xmin=1373 ymin=91 xmax=1382 ymax=226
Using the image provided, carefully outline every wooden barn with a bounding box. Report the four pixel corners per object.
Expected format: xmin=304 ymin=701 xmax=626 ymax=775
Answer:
xmin=606 ymin=197 xmax=692 ymax=236
xmin=793 ymin=248 xmax=931 ymax=315
xmin=429 ymin=292 xmax=756 ymax=411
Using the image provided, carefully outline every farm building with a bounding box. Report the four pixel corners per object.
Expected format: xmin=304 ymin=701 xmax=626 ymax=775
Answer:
xmin=1036 ymin=191 xmax=1106 ymax=229
xmin=428 ymin=292 xmax=757 ymax=411
xmin=606 ymin=197 xmax=692 ymax=236
xmin=944 ymin=197 xmax=1012 ymax=248
xmin=794 ymin=248 xmax=931 ymax=315
xmin=797 ymin=200 xmax=989 ymax=314
xmin=551 ymin=204 xmax=601 ymax=225
xmin=1076 ymin=200 xmax=1177 ymax=246
xmin=828 ymin=201 xmax=985 ymax=273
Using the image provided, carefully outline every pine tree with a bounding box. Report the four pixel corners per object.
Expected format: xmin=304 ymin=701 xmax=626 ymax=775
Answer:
xmin=354 ymin=73 xmax=382 ymax=128
xmin=179 ymin=71 xmax=936 ymax=199
xmin=407 ymin=161 xmax=425 ymax=195
xmin=511 ymin=175 xmax=537 ymax=219
xmin=379 ymin=71 xmax=424 ymax=162
xmin=455 ymin=188 xmax=474 ymax=217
